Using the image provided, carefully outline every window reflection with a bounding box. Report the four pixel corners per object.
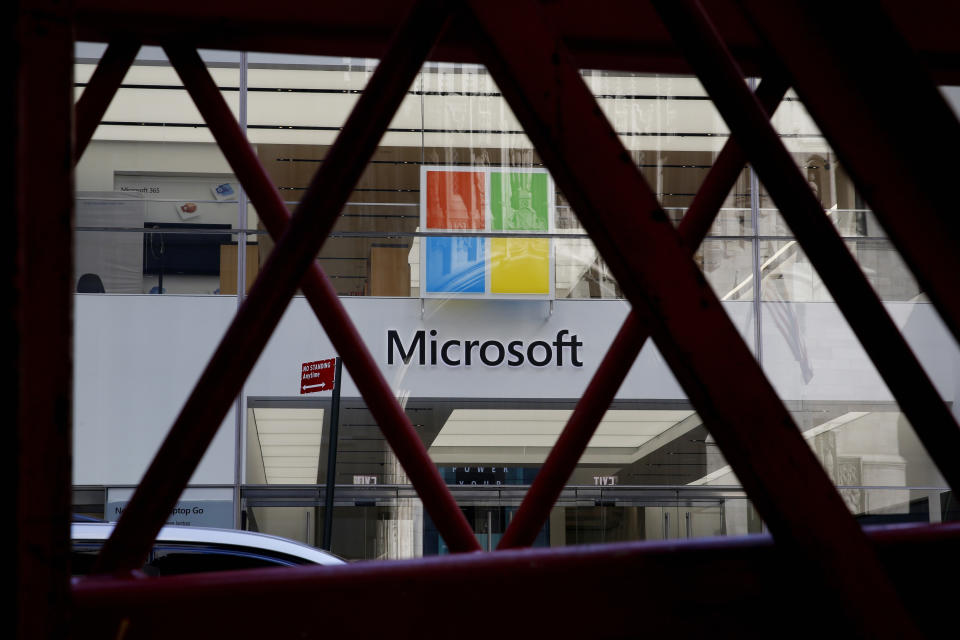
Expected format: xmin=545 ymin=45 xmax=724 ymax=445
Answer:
xmin=73 ymin=49 xmax=956 ymax=564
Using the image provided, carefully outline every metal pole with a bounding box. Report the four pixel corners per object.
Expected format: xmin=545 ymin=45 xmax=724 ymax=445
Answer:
xmin=487 ymin=511 xmax=492 ymax=552
xmin=233 ymin=49 xmax=248 ymax=530
xmin=321 ymin=357 xmax=342 ymax=551
xmin=236 ymin=49 xmax=248 ymax=305
xmin=747 ymin=79 xmax=763 ymax=366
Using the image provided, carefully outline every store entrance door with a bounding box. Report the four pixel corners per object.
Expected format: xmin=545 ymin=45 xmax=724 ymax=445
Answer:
xmin=467 ymin=506 xmax=505 ymax=552
xmin=430 ymin=505 xmax=550 ymax=553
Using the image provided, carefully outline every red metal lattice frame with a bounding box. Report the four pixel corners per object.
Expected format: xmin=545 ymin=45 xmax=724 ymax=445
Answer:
xmin=466 ymin=2 xmax=916 ymax=634
xmin=72 ymin=523 xmax=960 ymax=638
xmin=498 ymin=74 xmax=791 ymax=550
xmin=653 ymin=0 xmax=960 ymax=494
xmin=92 ymin=0 xmax=478 ymax=575
xmin=13 ymin=0 xmax=960 ymax=637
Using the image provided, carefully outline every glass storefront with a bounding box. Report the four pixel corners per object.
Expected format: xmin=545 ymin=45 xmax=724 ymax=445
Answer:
xmin=72 ymin=45 xmax=959 ymax=561
xmin=237 ymin=397 xmax=954 ymax=560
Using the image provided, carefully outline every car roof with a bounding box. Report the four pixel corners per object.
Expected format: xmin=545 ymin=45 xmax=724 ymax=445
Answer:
xmin=71 ymin=522 xmax=345 ymax=566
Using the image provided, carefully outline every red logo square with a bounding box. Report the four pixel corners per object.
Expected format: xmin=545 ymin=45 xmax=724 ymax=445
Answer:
xmin=425 ymin=171 xmax=485 ymax=230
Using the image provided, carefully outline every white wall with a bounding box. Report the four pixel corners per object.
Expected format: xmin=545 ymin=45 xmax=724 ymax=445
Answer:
xmin=73 ymin=295 xmax=238 ymax=485
xmin=73 ymin=294 xmax=959 ymax=485
xmin=77 ymin=140 xmax=235 ymax=192
xmin=762 ymin=300 xmax=960 ymax=408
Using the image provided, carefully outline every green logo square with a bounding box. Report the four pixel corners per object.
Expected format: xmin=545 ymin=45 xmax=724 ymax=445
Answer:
xmin=490 ymin=172 xmax=549 ymax=231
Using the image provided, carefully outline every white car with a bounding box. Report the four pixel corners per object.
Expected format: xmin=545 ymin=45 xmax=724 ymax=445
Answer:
xmin=72 ymin=522 xmax=345 ymax=576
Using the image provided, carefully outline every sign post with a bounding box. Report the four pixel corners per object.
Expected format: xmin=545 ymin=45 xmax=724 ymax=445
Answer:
xmin=320 ymin=357 xmax=342 ymax=551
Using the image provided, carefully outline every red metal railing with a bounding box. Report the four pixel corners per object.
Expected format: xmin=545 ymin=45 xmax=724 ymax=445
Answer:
xmin=72 ymin=522 xmax=960 ymax=638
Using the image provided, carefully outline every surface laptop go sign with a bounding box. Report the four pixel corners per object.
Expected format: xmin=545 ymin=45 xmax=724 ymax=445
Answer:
xmin=301 ymin=358 xmax=336 ymax=394
xmin=421 ymin=166 xmax=555 ymax=299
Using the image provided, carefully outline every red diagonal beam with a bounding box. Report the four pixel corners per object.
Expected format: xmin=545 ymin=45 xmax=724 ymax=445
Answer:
xmin=93 ymin=0 xmax=464 ymax=574
xmin=740 ymin=0 xmax=960 ymax=355
xmin=499 ymin=75 xmax=790 ymax=550
xmin=464 ymin=1 xmax=916 ymax=635
xmin=74 ymin=39 xmax=140 ymax=160
xmin=652 ymin=0 xmax=960 ymax=494
xmin=163 ymin=43 xmax=479 ymax=553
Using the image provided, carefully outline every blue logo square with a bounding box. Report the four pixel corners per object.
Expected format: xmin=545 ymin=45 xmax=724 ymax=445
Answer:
xmin=424 ymin=237 xmax=485 ymax=293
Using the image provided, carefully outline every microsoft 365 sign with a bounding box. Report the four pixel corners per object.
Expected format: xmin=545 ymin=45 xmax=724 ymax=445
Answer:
xmin=387 ymin=329 xmax=583 ymax=368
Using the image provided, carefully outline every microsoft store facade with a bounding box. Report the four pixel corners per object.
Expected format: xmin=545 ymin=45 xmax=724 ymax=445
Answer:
xmin=73 ymin=45 xmax=959 ymax=559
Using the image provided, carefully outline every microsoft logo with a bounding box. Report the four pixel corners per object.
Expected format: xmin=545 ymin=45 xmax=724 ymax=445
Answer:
xmin=419 ymin=166 xmax=555 ymax=298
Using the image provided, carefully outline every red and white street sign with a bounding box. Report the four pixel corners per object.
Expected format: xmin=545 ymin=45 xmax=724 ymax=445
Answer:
xmin=300 ymin=358 xmax=336 ymax=394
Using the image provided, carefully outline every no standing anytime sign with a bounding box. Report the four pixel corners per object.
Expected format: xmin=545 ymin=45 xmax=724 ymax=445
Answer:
xmin=301 ymin=358 xmax=336 ymax=394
